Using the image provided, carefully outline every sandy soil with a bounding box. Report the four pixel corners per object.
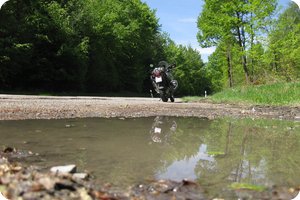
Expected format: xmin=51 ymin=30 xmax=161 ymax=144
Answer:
xmin=0 ymin=94 xmax=299 ymax=121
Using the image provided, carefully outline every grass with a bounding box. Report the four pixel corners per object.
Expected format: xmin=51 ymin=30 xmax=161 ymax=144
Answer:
xmin=183 ymin=82 xmax=300 ymax=106
xmin=230 ymin=182 xmax=266 ymax=192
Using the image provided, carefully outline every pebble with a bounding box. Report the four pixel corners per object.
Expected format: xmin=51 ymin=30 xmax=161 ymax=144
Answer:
xmin=50 ymin=164 xmax=77 ymax=174
xmin=72 ymin=173 xmax=89 ymax=180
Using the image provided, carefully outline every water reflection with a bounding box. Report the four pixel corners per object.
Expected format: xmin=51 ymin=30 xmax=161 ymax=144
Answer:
xmin=157 ymin=144 xmax=214 ymax=181
xmin=149 ymin=116 xmax=177 ymax=144
xmin=0 ymin=117 xmax=299 ymax=198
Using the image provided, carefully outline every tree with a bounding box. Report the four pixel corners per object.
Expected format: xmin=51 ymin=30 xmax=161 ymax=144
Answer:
xmin=0 ymin=0 xmax=161 ymax=93
xmin=164 ymin=43 xmax=208 ymax=96
xmin=197 ymin=0 xmax=277 ymax=85
xmin=0 ymin=0 xmax=213 ymax=96
xmin=0 ymin=0 xmax=90 ymax=91
xmin=265 ymin=2 xmax=300 ymax=81
xmin=205 ymin=44 xmax=229 ymax=92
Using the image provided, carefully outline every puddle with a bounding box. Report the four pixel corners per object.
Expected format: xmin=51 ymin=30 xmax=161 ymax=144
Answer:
xmin=0 ymin=116 xmax=299 ymax=197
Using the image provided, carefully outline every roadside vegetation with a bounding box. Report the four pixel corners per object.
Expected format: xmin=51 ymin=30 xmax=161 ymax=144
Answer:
xmin=0 ymin=0 xmax=205 ymax=95
xmin=0 ymin=0 xmax=299 ymax=100
xmin=183 ymin=82 xmax=300 ymax=106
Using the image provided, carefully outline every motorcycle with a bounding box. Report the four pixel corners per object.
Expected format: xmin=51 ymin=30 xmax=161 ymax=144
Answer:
xmin=150 ymin=61 xmax=178 ymax=102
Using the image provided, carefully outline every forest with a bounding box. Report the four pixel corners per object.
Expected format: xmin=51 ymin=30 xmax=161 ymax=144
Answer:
xmin=0 ymin=0 xmax=299 ymax=96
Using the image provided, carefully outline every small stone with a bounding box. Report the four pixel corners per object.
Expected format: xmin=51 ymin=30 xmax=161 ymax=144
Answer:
xmin=3 ymin=147 xmax=15 ymax=153
xmin=11 ymin=166 xmax=22 ymax=172
xmin=0 ymin=192 xmax=8 ymax=200
xmin=72 ymin=173 xmax=89 ymax=180
xmin=50 ymin=164 xmax=76 ymax=174
xmin=54 ymin=180 xmax=76 ymax=191
xmin=78 ymin=188 xmax=93 ymax=200
xmin=38 ymin=177 xmax=55 ymax=190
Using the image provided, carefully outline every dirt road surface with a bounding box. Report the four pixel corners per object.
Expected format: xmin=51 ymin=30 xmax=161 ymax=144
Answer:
xmin=0 ymin=94 xmax=299 ymax=121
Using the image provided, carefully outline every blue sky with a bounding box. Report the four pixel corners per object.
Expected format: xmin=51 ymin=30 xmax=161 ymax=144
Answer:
xmin=142 ymin=0 xmax=293 ymax=62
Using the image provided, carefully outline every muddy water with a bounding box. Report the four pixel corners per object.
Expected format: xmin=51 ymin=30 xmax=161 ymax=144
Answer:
xmin=0 ymin=117 xmax=299 ymax=196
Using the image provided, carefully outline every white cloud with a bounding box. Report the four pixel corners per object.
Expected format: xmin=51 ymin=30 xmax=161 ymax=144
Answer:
xmin=0 ymin=0 xmax=8 ymax=9
xmin=291 ymin=0 xmax=300 ymax=9
xmin=195 ymin=47 xmax=216 ymax=62
xmin=196 ymin=46 xmax=216 ymax=55
xmin=178 ymin=18 xmax=197 ymax=23
xmin=176 ymin=40 xmax=216 ymax=55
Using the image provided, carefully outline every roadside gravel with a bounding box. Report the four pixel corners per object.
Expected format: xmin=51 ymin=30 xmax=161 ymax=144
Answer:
xmin=0 ymin=94 xmax=299 ymax=121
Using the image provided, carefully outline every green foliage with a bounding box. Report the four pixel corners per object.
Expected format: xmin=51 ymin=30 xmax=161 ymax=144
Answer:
xmin=204 ymin=43 xmax=231 ymax=91
xmin=168 ymin=45 xmax=208 ymax=96
xmin=149 ymin=34 xmax=209 ymax=96
xmin=210 ymin=82 xmax=300 ymax=106
xmin=183 ymin=82 xmax=300 ymax=106
xmin=230 ymin=182 xmax=266 ymax=192
xmin=197 ymin=0 xmax=277 ymax=87
xmin=265 ymin=3 xmax=300 ymax=82
xmin=197 ymin=1 xmax=300 ymax=94
xmin=4 ymin=0 xmax=299 ymax=97
xmin=207 ymin=151 xmax=225 ymax=157
xmin=0 ymin=0 xmax=209 ymax=95
xmin=0 ymin=0 xmax=162 ymax=93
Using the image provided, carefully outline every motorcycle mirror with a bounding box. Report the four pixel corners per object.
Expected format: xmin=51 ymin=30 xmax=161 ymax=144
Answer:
xmin=150 ymin=64 xmax=154 ymax=68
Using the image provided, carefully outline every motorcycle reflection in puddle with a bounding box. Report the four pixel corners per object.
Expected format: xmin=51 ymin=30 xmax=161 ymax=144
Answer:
xmin=149 ymin=116 xmax=177 ymax=144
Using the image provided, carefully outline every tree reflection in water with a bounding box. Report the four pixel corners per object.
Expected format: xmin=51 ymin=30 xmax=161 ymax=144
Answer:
xmin=151 ymin=117 xmax=300 ymax=198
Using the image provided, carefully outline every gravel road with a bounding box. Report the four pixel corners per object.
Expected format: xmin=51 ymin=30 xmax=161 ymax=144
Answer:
xmin=0 ymin=94 xmax=299 ymax=121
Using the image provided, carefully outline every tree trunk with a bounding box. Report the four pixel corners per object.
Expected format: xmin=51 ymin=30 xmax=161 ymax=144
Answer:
xmin=236 ymin=26 xmax=250 ymax=84
xmin=226 ymin=48 xmax=233 ymax=87
xmin=235 ymin=11 xmax=250 ymax=84
xmin=250 ymin=13 xmax=254 ymax=83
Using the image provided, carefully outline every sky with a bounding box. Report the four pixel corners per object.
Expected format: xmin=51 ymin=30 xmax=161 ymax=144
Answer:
xmin=142 ymin=0 xmax=293 ymax=62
